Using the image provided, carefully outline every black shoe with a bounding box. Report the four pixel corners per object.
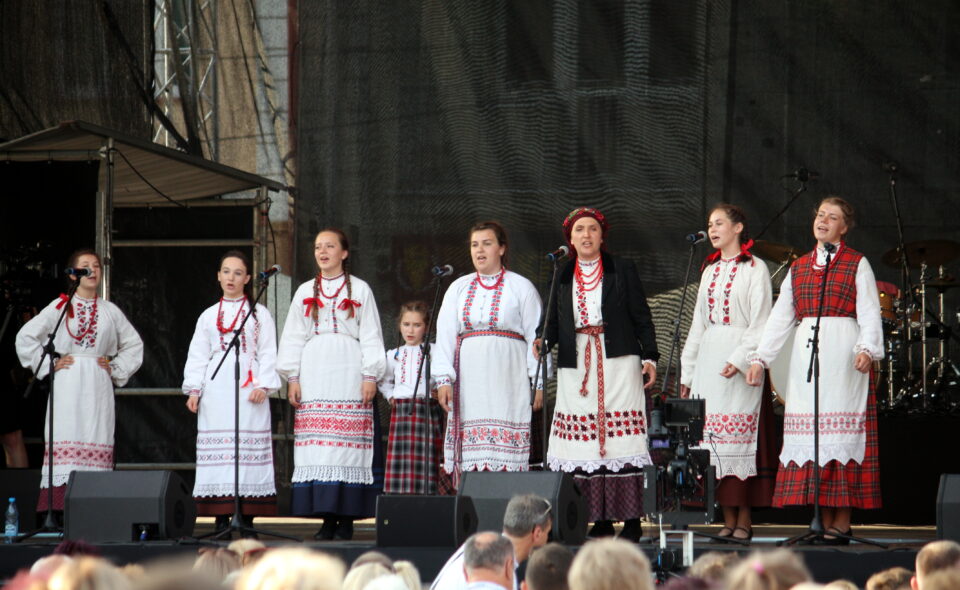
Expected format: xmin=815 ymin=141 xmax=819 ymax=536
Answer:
xmin=588 ymin=520 xmax=615 ymax=538
xmin=240 ymin=515 xmax=258 ymax=539
xmin=314 ymin=517 xmax=337 ymax=541
xmin=733 ymin=526 xmax=753 ymax=543
xmin=214 ymin=515 xmax=231 ymax=532
xmin=819 ymin=527 xmax=851 ymax=546
xmin=618 ymin=519 xmax=642 ymax=542
xmin=334 ymin=518 xmax=354 ymax=540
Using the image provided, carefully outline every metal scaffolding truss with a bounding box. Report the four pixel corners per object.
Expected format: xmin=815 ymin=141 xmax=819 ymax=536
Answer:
xmin=152 ymin=0 xmax=219 ymax=159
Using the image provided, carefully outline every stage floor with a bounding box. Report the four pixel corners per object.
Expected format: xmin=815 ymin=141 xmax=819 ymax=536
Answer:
xmin=0 ymin=518 xmax=935 ymax=587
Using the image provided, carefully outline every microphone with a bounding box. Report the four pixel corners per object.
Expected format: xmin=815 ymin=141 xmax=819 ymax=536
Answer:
xmin=66 ymin=268 xmax=92 ymax=277
xmin=546 ymin=245 xmax=569 ymax=261
xmin=786 ymin=167 xmax=820 ymax=182
xmin=431 ymin=264 xmax=454 ymax=278
xmin=883 ymin=161 xmax=899 ymax=173
xmin=823 ymin=242 xmax=837 ymax=254
xmin=685 ymin=230 xmax=708 ymax=245
xmin=258 ymin=264 xmax=282 ymax=280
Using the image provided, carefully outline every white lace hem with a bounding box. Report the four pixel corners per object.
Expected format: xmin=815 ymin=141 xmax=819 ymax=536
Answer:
xmin=442 ymin=461 xmax=529 ymax=473
xmin=546 ymin=453 xmax=652 ymax=473
xmin=780 ymin=444 xmax=864 ymax=468
xmin=714 ymin=459 xmax=758 ymax=480
xmin=42 ymin=474 xmax=76 ymax=488
xmin=292 ymin=465 xmax=373 ymax=485
xmin=193 ymin=483 xmax=277 ymax=497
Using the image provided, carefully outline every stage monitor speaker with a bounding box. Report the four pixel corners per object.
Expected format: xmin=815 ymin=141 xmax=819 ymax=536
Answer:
xmin=937 ymin=473 xmax=960 ymax=542
xmin=376 ymin=495 xmax=477 ymax=547
xmin=65 ymin=470 xmax=195 ymax=542
xmin=0 ymin=469 xmax=40 ymax=530
xmin=458 ymin=471 xmax=586 ymax=544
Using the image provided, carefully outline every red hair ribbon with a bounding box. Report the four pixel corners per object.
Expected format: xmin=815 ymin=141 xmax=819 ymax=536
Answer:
xmin=337 ymin=299 xmax=362 ymax=311
xmin=302 ymin=297 xmax=324 ymax=316
xmin=701 ymin=238 xmax=756 ymax=271
xmin=242 ymin=370 xmax=254 ymax=387
xmin=56 ymin=293 xmax=70 ymax=310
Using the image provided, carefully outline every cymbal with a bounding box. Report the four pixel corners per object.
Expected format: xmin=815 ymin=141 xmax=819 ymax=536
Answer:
xmin=753 ymin=240 xmax=803 ymax=263
xmin=882 ymin=240 xmax=960 ymax=269
xmin=923 ymin=278 xmax=960 ymax=291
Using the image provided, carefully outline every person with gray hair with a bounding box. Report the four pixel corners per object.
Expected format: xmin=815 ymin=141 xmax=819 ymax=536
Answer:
xmin=432 ymin=494 xmax=552 ymax=590
xmin=464 ymin=532 xmax=516 ymax=590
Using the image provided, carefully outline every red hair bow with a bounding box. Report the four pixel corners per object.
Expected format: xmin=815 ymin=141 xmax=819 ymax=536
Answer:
xmin=337 ymin=299 xmax=362 ymax=311
xmin=302 ymin=297 xmax=324 ymax=316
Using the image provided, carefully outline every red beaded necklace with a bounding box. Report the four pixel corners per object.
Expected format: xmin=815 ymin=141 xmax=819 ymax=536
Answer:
xmin=66 ymin=297 xmax=97 ymax=342
xmin=216 ymin=297 xmax=247 ymax=334
xmin=575 ymin=258 xmax=603 ymax=292
xmin=317 ymin=272 xmax=347 ymax=299
xmin=475 ymin=267 xmax=506 ymax=290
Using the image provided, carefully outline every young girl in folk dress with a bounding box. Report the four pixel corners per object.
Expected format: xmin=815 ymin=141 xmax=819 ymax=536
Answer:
xmin=182 ymin=250 xmax=280 ymax=531
xmin=380 ymin=301 xmax=445 ymax=495
xmin=15 ymin=249 xmax=143 ymax=511
xmin=277 ymin=228 xmax=386 ymax=540
xmin=680 ymin=204 xmax=777 ymax=542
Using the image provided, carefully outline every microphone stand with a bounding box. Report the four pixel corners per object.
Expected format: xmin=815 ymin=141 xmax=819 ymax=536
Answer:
xmin=755 ymin=179 xmax=808 ymax=241
xmin=779 ymin=245 xmax=885 ymax=548
xmin=660 ymin=240 xmax=702 ymax=398
xmin=409 ymin=270 xmax=450 ymax=492
xmin=198 ymin=275 xmax=299 ymax=541
xmin=15 ymin=279 xmax=81 ymax=542
xmin=532 ymin=253 xmax=563 ymax=469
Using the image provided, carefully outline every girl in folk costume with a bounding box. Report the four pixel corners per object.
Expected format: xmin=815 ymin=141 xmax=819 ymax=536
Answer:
xmin=15 ymin=249 xmax=143 ymax=510
xmin=182 ymin=250 xmax=280 ymax=530
xmin=535 ymin=207 xmax=659 ymax=542
xmin=380 ymin=301 xmax=445 ymax=494
xmin=433 ymin=221 xmax=544 ymax=481
xmin=680 ymin=204 xmax=778 ymax=542
xmin=747 ymin=196 xmax=884 ymax=544
xmin=277 ymin=228 xmax=386 ymax=541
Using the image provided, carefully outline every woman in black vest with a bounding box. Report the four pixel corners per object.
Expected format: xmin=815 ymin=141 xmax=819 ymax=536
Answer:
xmin=536 ymin=207 xmax=659 ymax=541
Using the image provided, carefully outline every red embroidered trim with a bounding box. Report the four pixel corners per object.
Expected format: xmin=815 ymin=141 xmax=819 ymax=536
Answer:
xmin=216 ymin=297 xmax=246 ymax=334
xmin=783 ymin=411 xmax=866 ymax=436
xmin=552 ymin=410 xmax=646 ymax=441
xmin=706 ymin=261 xmax=739 ymax=325
xmin=576 ymin=325 xmax=607 ymax=457
xmin=65 ymin=297 xmax=98 ymax=345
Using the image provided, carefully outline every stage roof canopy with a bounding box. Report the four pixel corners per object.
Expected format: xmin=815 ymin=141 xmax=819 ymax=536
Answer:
xmin=0 ymin=120 xmax=285 ymax=206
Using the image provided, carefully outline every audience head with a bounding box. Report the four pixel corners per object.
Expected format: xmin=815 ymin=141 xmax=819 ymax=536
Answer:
xmin=502 ymin=493 xmax=552 ymax=560
xmin=343 ymin=563 xmax=393 ymax=590
xmin=724 ymin=549 xmax=811 ymax=590
xmin=687 ymin=551 xmax=741 ymax=584
xmin=350 ymin=550 xmax=395 ymax=571
xmin=568 ymin=538 xmax=653 ymax=590
xmin=522 ymin=543 xmax=574 ymax=590
xmin=192 ymin=547 xmax=241 ymax=580
xmin=823 ymin=581 xmax=858 ymax=590
xmin=867 ymin=566 xmax=913 ymax=590
xmin=235 ymin=547 xmax=345 ymax=590
xmin=464 ymin=531 xmax=516 ymax=589
xmin=363 ymin=574 xmax=412 ymax=590
xmin=227 ymin=539 xmax=268 ymax=567
xmin=46 ymin=556 xmax=132 ymax=590
xmin=393 ymin=560 xmax=422 ymax=590
xmin=30 ymin=554 xmax=74 ymax=581
xmin=923 ymin=567 xmax=960 ymax=590
xmin=912 ymin=540 xmax=960 ymax=590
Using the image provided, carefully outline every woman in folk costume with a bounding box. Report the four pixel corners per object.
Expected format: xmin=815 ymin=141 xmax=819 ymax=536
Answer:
xmin=680 ymin=204 xmax=777 ymax=542
xmin=277 ymin=228 xmax=386 ymax=540
xmin=15 ymin=249 xmax=143 ymax=511
xmin=182 ymin=250 xmax=280 ymax=531
xmin=380 ymin=300 xmax=445 ymax=494
xmin=747 ymin=196 xmax=884 ymax=544
xmin=535 ymin=207 xmax=659 ymax=542
xmin=433 ymin=221 xmax=544 ymax=482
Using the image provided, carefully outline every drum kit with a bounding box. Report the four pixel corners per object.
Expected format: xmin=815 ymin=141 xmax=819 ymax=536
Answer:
xmin=754 ymin=238 xmax=960 ymax=413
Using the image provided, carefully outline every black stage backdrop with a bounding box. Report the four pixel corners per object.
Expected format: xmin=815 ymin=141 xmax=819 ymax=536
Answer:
xmin=296 ymin=1 xmax=960 ymax=522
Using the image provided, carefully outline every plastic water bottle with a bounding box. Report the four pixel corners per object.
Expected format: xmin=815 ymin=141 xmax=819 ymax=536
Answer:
xmin=4 ymin=497 xmax=18 ymax=543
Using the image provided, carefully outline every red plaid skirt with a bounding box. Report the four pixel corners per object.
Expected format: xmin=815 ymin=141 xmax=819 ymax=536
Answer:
xmin=384 ymin=397 xmax=446 ymax=494
xmin=773 ymin=389 xmax=881 ymax=509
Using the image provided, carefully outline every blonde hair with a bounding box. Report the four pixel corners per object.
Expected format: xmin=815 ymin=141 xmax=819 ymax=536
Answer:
xmin=687 ymin=551 xmax=741 ymax=583
xmin=192 ymin=548 xmax=241 ymax=580
xmin=393 ymin=560 xmax=422 ymax=590
xmin=342 ymin=563 xmax=393 ymax=590
xmin=865 ymin=566 xmax=913 ymax=590
xmin=724 ymin=549 xmax=811 ymax=590
xmin=228 ymin=538 xmax=268 ymax=567
xmin=823 ymin=581 xmax=858 ymax=590
xmin=235 ymin=547 xmax=345 ymax=590
xmin=47 ymin=556 xmax=133 ymax=590
xmin=568 ymin=538 xmax=653 ymax=590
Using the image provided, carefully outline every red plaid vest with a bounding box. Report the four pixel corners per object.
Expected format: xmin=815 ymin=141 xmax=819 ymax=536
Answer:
xmin=791 ymin=244 xmax=863 ymax=319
